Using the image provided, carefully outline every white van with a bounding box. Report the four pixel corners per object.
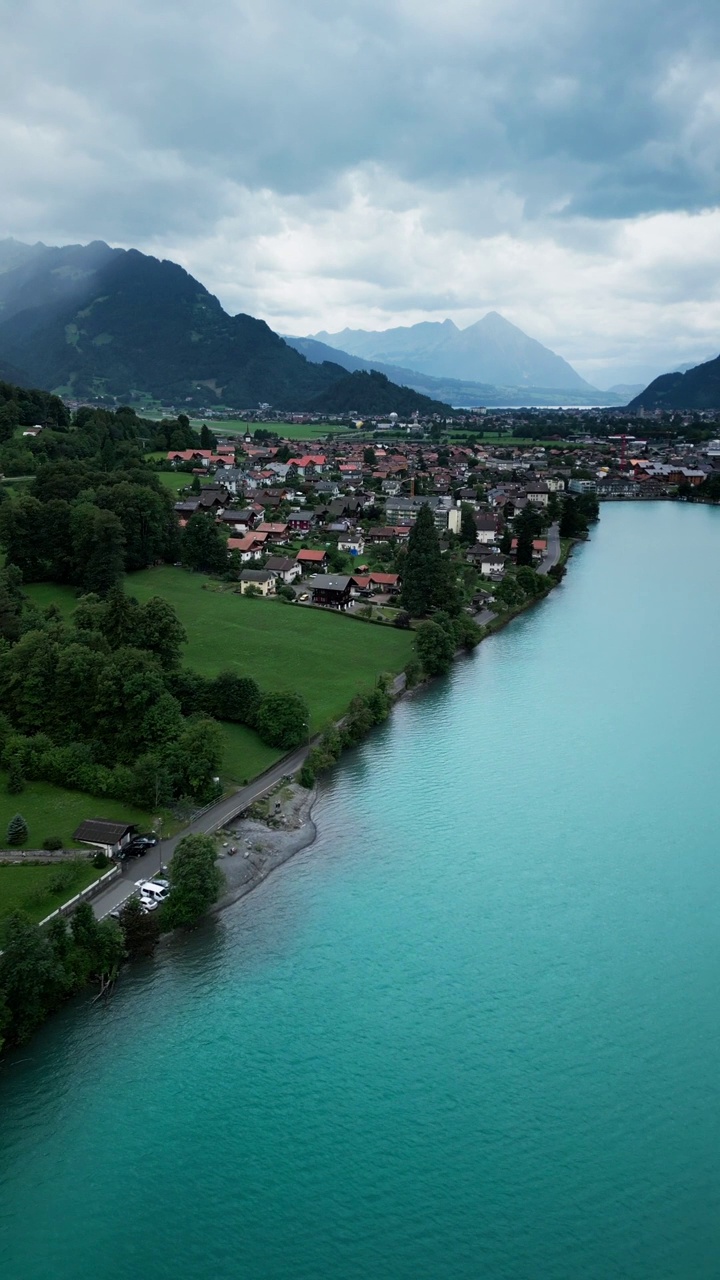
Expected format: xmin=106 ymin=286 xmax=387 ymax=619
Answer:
xmin=135 ymin=879 xmax=169 ymax=903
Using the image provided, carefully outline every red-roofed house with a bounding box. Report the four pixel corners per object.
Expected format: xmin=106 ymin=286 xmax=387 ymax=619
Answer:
xmin=296 ymin=549 xmax=328 ymax=570
xmin=257 ymin=522 xmax=289 ymax=543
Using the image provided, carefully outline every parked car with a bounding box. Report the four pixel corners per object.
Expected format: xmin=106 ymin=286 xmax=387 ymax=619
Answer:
xmin=130 ymin=834 xmax=158 ymax=849
xmin=117 ymin=845 xmax=144 ymax=861
xmin=136 ymin=879 xmax=169 ymax=903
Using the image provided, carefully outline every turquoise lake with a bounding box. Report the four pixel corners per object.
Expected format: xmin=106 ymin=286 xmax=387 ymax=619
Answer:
xmin=1 ymin=501 xmax=719 ymax=1279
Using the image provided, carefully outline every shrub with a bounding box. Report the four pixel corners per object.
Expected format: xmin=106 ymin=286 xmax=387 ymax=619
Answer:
xmin=92 ymin=850 xmax=110 ymax=869
xmin=404 ymin=658 xmax=423 ymax=688
xmin=42 ymin=836 xmax=64 ymax=851
xmin=298 ymin=762 xmax=315 ymax=789
xmin=48 ymin=865 xmax=81 ymax=895
xmin=393 ymin=610 xmax=411 ymax=629
xmin=6 ymin=763 xmax=24 ymax=794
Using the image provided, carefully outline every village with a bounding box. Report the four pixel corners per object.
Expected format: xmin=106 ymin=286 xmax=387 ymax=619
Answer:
xmin=164 ymin=410 xmax=720 ymax=612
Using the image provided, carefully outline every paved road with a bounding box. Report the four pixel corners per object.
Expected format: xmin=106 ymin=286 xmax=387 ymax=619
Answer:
xmin=538 ymin=522 xmax=560 ymax=574
xmin=93 ymin=671 xmax=409 ymax=921
xmin=93 ymin=741 xmax=314 ymax=920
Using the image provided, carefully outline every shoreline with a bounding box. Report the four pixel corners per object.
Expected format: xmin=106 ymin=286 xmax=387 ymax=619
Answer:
xmin=210 ymin=540 xmax=586 ymax=912
xmin=213 ymin=782 xmax=319 ymax=914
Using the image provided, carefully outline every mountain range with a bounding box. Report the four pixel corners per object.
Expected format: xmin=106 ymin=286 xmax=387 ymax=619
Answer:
xmin=286 ymin=333 xmax=616 ymax=408
xmin=0 ymin=239 xmax=450 ymax=415
xmin=309 ymin=314 xmax=610 ymax=399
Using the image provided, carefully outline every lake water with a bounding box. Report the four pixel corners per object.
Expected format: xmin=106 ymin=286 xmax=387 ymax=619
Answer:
xmin=1 ymin=501 xmax=719 ymax=1280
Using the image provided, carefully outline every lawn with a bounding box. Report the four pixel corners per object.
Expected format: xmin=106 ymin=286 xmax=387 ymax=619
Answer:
xmin=125 ymin=568 xmax=415 ymax=725
xmin=25 ymin=568 xmax=416 ymax=772
xmin=0 ymin=861 xmax=103 ymax=927
xmin=0 ymin=771 xmax=164 ymax=851
xmin=157 ymin=470 xmax=194 ymax=494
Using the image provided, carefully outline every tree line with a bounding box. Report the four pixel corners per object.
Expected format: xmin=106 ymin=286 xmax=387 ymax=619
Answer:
xmin=0 ymin=582 xmax=309 ymax=813
xmin=0 ymin=831 xmax=224 ymax=1053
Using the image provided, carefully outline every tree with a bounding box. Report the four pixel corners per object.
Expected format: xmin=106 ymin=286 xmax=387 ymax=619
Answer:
xmin=559 ymin=495 xmax=583 ymax=538
xmin=162 ymin=834 xmax=223 ymax=929
xmin=6 ymin=761 xmax=24 ymax=794
xmin=399 ymin=504 xmax=444 ymax=617
xmin=256 ymin=691 xmax=309 ymax=749
xmin=169 ymin=718 xmax=224 ymax=800
xmin=200 ymin=423 xmax=217 ymax=450
xmin=460 ymin=504 xmax=478 ymax=545
xmin=499 ymin=527 xmax=512 ymax=555
xmin=119 ymin=895 xmax=161 ymax=958
xmin=415 ymin=620 xmax=456 ymax=676
xmin=0 ymin=912 xmax=62 ymax=1043
xmin=208 ymin=671 xmax=262 ymax=724
xmin=71 ymin=505 xmax=125 ymax=595
xmin=136 ymin=596 xmax=187 ymax=667
xmin=181 ymin=513 xmax=228 ymax=574
xmin=6 ymin=813 xmax=28 ymax=845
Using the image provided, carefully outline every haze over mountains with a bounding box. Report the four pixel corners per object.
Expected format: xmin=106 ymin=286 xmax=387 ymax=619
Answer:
xmin=0 ymin=239 xmax=450 ymax=415
xmin=313 ymin=314 xmax=594 ymax=392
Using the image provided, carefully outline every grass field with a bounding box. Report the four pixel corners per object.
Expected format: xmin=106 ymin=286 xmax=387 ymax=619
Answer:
xmin=157 ymin=470 xmax=193 ymax=493
xmin=25 ymin=568 xmax=415 ymax=779
xmin=191 ymin=419 xmax=354 ymax=441
xmin=0 ymin=861 xmax=103 ymax=926
xmin=0 ymin=771 xmax=163 ymax=850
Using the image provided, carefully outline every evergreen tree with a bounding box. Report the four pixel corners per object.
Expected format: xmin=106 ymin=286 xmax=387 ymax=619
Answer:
xmin=7 ymin=813 xmax=28 ymax=845
xmin=399 ymin=504 xmax=443 ymax=617
xmin=460 ymin=504 xmax=478 ymax=545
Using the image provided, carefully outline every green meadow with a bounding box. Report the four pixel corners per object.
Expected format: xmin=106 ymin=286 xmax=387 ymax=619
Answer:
xmin=25 ymin=567 xmax=415 ymax=783
xmin=0 ymin=860 xmax=104 ymax=927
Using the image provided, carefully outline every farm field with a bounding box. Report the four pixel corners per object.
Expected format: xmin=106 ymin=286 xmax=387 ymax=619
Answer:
xmin=25 ymin=568 xmax=415 ymax=776
xmin=0 ymin=771 xmax=162 ymax=852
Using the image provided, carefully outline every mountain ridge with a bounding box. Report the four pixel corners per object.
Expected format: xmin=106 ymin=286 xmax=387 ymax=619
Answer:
xmin=629 ymin=354 xmax=720 ymax=411
xmin=0 ymin=240 xmax=451 ymax=415
xmin=311 ymin=312 xmax=596 ymax=393
xmin=285 ymin=334 xmax=619 ymax=407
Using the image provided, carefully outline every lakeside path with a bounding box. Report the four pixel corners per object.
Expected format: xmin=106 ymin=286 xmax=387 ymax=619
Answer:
xmin=92 ymin=670 xmax=408 ymax=921
xmin=538 ymin=521 xmax=560 ymax=574
xmin=92 ymin=742 xmax=314 ymax=920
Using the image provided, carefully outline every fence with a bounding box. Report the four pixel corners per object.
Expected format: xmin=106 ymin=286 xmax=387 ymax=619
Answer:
xmin=0 ymin=849 xmax=86 ymax=865
xmin=37 ymin=866 xmax=121 ymax=928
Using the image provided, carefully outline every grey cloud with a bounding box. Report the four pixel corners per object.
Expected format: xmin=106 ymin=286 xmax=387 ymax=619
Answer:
xmin=2 ymin=0 xmax=720 ymax=228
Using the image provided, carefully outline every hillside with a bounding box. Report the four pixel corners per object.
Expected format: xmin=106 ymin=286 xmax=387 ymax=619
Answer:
xmin=312 ymin=312 xmax=597 ymax=393
xmin=0 ymin=240 xmax=451 ymax=416
xmin=307 ymin=369 xmax=450 ymax=415
xmin=629 ymin=355 xmax=720 ymax=410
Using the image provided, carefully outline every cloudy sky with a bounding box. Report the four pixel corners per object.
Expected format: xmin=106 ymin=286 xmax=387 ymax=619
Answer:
xmin=2 ymin=0 xmax=720 ymax=386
